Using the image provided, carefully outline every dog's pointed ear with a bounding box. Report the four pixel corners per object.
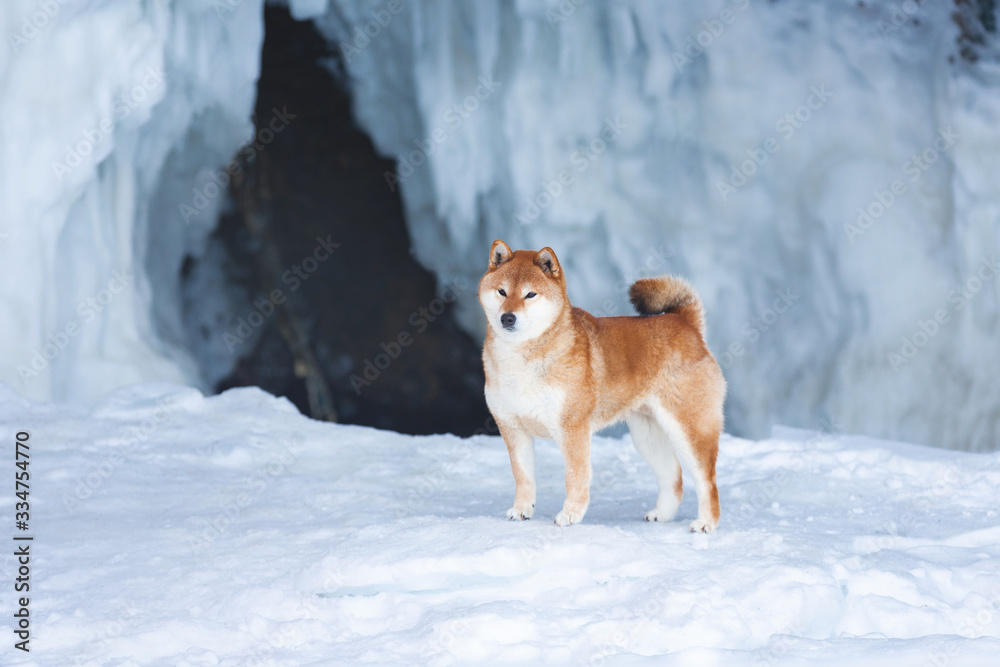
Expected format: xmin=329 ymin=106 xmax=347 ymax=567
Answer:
xmin=534 ymin=247 xmax=561 ymax=278
xmin=489 ymin=240 xmax=513 ymax=270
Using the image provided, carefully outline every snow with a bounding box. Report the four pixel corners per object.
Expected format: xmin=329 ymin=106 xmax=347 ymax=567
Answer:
xmin=0 ymin=0 xmax=264 ymax=404
xmin=2 ymin=0 xmax=997 ymax=451
xmin=5 ymin=382 xmax=1000 ymax=665
xmin=302 ymin=0 xmax=1000 ymax=451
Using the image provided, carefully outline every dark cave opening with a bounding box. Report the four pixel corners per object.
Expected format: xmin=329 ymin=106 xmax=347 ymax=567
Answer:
xmin=181 ymin=4 xmax=491 ymax=436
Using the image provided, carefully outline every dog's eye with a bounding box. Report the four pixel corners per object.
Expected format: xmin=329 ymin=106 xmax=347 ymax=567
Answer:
xmin=525 ymin=292 xmax=537 ymax=299
xmin=498 ymin=289 xmax=506 ymax=297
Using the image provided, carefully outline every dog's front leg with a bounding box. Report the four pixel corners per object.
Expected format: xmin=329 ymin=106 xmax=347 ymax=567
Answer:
xmin=555 ymin=425 xmax=591 ymax=526
xmin=498 ymin=421 xmax=536 ymax=520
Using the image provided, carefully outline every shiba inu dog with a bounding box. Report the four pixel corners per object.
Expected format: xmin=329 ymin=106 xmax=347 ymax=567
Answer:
xmin=478 ymin=240 xmax=726 ymax=532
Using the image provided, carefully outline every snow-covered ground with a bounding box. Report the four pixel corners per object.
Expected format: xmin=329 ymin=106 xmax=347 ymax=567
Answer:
xmin=3 ymin=382 xmax=999 ymax=665
xmin=4 ymin=0 xmax=999 ymax=451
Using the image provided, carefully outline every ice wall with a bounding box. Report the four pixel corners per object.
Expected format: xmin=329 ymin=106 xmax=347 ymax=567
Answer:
xmin=0 ymin=0 xmax=264 ymax=404
xmin=2 ymin=0 xmax=996 ymax=450
xmin=297 ymin=0 xmax=1000 ymax=450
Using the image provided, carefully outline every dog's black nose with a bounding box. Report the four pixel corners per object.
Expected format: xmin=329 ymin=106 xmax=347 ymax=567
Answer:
xmin=501 ymin=312 xmax=516 ymax=329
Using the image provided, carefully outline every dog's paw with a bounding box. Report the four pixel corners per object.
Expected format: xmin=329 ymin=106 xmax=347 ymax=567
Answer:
xmin=554 ymin=509 xmax=585 ymax=526
xmin=506 ymin=505 xmax=533 ymax=521
xmin=644 ymin=507 xmax=678 ymax=523
xmin=689 ymin=518 xmax=717 ymax=533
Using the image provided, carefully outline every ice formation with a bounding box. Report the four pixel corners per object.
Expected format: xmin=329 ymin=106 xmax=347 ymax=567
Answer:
xmin=0 ymin=0 xmax=263 ymax=404
xmin=299 ymin=0 xmax=1000 ymax=449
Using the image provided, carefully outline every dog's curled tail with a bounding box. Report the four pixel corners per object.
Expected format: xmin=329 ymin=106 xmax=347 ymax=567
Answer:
xmin=629 ymin=276 xmax=705 ymax=336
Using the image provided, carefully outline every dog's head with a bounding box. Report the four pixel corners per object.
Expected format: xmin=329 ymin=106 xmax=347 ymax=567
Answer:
xmin=478 ymin=240 xmax=567 ymax=342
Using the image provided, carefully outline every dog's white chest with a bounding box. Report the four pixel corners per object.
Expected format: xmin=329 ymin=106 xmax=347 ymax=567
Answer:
xmin=484 ymin=351 xmax=564 ymax=438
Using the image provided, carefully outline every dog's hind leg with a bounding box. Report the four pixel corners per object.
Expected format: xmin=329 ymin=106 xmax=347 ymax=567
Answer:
xmin=649 ymin=404 xmax=720 ymax=533
xmin=627 ymin=414 xmax=683 ymax=523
